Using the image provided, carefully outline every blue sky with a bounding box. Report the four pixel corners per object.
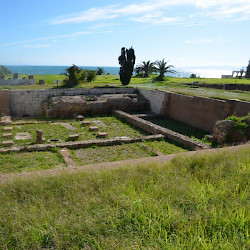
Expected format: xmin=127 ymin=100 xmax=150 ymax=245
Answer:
xmin=1 ymin=0 xmax=250 ymax=77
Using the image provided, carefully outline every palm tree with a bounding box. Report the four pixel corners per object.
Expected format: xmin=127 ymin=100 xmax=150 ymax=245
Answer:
xmin=136 ymin=60 xmax=155 ymax=77
xmin=154 ymin=59 xmax=176 ymax=80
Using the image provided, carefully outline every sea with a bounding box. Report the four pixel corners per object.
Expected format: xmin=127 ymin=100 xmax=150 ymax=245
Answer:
xmin=6 ymin=65 xmax=233 ymax=78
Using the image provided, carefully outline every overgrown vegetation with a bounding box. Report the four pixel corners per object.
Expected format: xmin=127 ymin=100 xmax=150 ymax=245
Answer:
xmin=0 ymin=65 xmax=12 ymax=78
xmin=226 ymin=114 xmax=250 ymax=130
xmin=63 ymin=64 xmax=96 ymax=87
xmin=0 ymin=147 xmax=249 ymax=248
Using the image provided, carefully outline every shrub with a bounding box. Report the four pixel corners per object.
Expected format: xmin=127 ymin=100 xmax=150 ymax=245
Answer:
xmin=86 ymin=70 xmax=96 ymax=82
xmin=226 ymin=115 xmax=249 ymax=130
xmin=96 ymin=67 xmax=104 ymax=75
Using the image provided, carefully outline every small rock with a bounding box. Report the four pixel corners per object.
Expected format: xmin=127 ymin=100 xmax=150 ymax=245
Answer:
xmin=75 ymin=115 xmax=84 ymax=121
xmin=3 ymin=141 xmax=13 ymax=147
xmin=89 ymin=126 xmax=99 ymax=132
xmin=3 ymin=126 xmax=13 ymax=132
xmin=69 ymin=134 xmax=79 ymax=141
xmin=82 ymin=121 xmax=91 ymax=126
xmin=3 ymin=133 xmax=12 ymax=139
xmin=97 ymin=132 xmax=108 ymax=138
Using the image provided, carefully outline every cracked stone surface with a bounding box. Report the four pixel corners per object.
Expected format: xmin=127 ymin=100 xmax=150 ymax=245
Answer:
xmin=15 ymin=132 xmax=32 ymax=140
xmin=92 ymin=120 xmax=107 ymax=127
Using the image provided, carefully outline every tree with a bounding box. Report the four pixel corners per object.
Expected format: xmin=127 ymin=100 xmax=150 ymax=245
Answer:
xmin=0 ymin=65 xmax=12 ymax=76
xmin=190 ymin=73 xmax=197 ymax=78
xmin=136 ymin=61 xmax=155 ymax=77
xmin=154 ymin=59 xmax=176 ymax=80
xmin=118 ymin=47 xmax=136 ymax=85
xmin=63 ymin=65 xmax=96 ymax=87
xmin=96 ymin=67 xmax=104 ymax=75
xmin=246 ymin=60 xmax=250 ymax=79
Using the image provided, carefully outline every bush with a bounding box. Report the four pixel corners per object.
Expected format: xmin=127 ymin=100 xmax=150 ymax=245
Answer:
xmin=63 ymin=65 xmax=96 ymax=87
xmin=226 ymin=115 xmax=249 ymax=130
xmin=96 ymin=67 xmax=104 ymax=75
xmin=86 ymin=70 xmax=96 ymax=82
xmin=0 ymin=65 xmax=12 ymax=76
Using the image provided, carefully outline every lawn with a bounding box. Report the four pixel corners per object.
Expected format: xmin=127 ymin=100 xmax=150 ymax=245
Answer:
xmin=1 ymin=74 xmax=249 ymax=101
xmin=0 ymin=116 xmax=149 ymax=148
xmin=0 ymin=150 xmax=64 ymax=173
xmin=148 ymin=117 xmax=212 ymax=145
xmin=0 ymin=146 xmax=248 ymax=248
xmin=70 ymin=140 xmax=187 ymax=166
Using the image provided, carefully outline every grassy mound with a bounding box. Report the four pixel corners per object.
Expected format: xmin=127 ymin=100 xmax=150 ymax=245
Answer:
xmin=0 ymin=146 xmax=249 ymax=249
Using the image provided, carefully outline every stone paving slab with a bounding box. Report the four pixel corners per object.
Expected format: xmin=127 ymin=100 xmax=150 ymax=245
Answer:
xmin=15 ymin=132 xmax=32 ymax=140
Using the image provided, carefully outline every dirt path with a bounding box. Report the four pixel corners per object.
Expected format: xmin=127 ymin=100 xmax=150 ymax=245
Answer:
xmin=0 ymin=143 xmax=249 ymax=184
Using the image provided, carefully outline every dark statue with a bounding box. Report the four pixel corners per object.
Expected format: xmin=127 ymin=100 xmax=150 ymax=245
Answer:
xmin=118 ymin=47 xmax=135 ymax=85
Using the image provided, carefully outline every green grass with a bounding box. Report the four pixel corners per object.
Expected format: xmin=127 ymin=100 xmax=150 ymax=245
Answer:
xmin=70 ymin=142 xmax=157 ymax=165
xmin=0 ymin=150 xmax=64 ymax=173
xmin=70 ymin=140 xmax=187 ymax=166
xmin=148 ymin=117 xmax=212 ymax=145
xmin=0 ymin=146 xmax=249 ymax=248
xmin=0 ymin=116 xmax=149 ymax=148
xmin=1 ymin=74 xmax=249 ymax=101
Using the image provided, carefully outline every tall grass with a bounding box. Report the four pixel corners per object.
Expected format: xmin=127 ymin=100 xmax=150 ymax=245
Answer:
xmin=0 ymin=147 xmax=249 ymax=249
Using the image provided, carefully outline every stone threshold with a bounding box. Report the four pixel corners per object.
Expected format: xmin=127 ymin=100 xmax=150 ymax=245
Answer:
xmin=114 ymin=110 xmax=210 ymax=150
xmin=0 ymin=134 xmax=164 ymax=153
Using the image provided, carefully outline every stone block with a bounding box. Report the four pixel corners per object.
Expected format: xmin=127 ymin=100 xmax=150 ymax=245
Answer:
xmin=3 ymin=140 xmax=13 ymax=147
xmin=69 ymin=134 xmax=79 ymax=141
xmin=97 ymin=132 xmax=108 ymax=138
xmin=3 ymin=133 xmax=12 ymax=138
xmin=89 ymin=126 xmax=98 ymax=132
xmin=82 ymin=121 xmax=91 ymax=126
xmin=3 ymin=126 xmax=13 ymax=132
xmin=75 ymin=115 xmax=84 ymax=121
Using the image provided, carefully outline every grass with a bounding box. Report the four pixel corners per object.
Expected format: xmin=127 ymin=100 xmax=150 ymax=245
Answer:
xmin=0 ymin=116 xmax=149 ymax=148
xmin=148 ymin=117 xmax=212 ymax=145
xmin=70 ymin=140 xmax=187 ymax=166
xmin=1 ymin=74 xmax=249 ymax=101
xmin=0 ymin=146 xmax=249 ymax=248
xmin=70 ymin=142 xmax=156 ymax=165
xmin=0 ymin=150 xmax=64 ymax=173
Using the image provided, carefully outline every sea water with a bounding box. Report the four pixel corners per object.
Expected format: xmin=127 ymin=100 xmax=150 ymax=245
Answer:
xmin=6 ymin=65 xmax=230 ymax=78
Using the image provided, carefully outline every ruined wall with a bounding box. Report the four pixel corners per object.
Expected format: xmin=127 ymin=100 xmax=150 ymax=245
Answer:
xmin=9 ymin=88 xmax=136 ymax=117
xmin=0 ymin=89 xmax=10 ymax=116
xmin=0 ymin=79 xmax=35 ymax=86
xmin=139 ymin=89 xmax=250 ymax=132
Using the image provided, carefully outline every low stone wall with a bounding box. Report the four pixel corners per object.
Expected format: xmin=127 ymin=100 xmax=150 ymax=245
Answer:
xmin=114 ymin=110 xmax=210 ymax=150
xmin=9 ymin=88 xmax=136 ymax=117
xmin=0 ymin=134 xmax=164 ymax=153
xmin=138 ymin=89 xmax=250 ymax=132
xmin=43 ymin=93 xmax=149 ymax=118
xmin=185 ymin=83 xmax=250 ymax=91
xmin=0 ymin=79 xmax=35 ymax=86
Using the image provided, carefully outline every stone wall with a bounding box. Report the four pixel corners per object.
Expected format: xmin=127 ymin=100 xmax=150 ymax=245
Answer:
xmin=0 ymin=79 xmax=35 ymax=86
xmin=114 ymin=110 xmax=210 ymax=150
xmin=139 ymin=89 xmax=250 ymax=132
xmin=9 ymin=88 xmax=136 ymax=117
xmin=0 ymin=90 xmax=10 ymax=116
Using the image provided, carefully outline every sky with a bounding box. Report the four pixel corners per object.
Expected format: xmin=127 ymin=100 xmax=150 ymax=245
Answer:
xmin=0 ymin=0 xmax=250 ymax=77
